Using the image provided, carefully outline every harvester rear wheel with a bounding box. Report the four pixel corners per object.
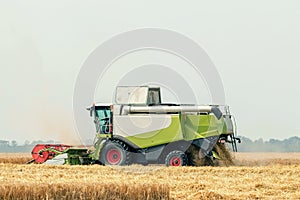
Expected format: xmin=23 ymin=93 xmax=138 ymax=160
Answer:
xmin=165 ymin=150 xmax=188 ymax=166
xmin=100 ymin=140 xmax=130 ymax=166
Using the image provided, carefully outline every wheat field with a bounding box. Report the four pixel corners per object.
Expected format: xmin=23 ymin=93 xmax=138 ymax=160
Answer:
xmin=0 ymin=153 xmax=300 ymax=199
xmin=0 ymin=153 xmax=32 ymax=164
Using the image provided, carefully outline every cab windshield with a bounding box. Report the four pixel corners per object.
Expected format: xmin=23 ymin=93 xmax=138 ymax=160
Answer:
xmin=95 ymin=106 xmax=112 ymax=134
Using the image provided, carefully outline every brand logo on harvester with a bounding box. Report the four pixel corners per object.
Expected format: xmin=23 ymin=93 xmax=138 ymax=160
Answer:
xmin=73 ymin=28 xmax=225 ymax=171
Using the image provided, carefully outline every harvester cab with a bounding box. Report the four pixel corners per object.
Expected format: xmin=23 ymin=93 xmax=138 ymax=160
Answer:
xmin=89 ymin=104 xmax=113 ymax=134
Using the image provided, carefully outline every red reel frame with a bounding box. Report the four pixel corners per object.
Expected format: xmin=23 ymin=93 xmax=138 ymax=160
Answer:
xmin=31 ymin=144 xmax=72 ymax=163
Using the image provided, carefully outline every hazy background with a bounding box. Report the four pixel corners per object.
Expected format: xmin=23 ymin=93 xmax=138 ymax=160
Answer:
xmin=1 ymin=1 xmax=300 ymax=144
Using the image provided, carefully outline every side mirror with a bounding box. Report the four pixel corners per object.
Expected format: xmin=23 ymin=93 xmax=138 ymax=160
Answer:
xmin=86 ymin=106 xmax=94 ymax=117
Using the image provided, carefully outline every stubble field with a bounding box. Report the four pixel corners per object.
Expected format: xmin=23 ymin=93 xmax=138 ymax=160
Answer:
xmin=0 ymin=152 xmax=299 ymax=199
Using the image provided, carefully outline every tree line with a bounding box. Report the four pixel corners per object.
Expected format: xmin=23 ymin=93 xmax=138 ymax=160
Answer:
xmin=236 ymin=136 xmax=300 ymax=152
xmin=0 ymin=136 xmax=299 ymax=152
xmin=0 ymin=140 xmax=57 ymax=153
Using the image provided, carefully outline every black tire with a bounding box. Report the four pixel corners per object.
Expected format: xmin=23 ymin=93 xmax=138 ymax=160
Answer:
xmin=165 ymin=150 xmax=188 ymax=167
xmin=99 ymin=140 xmax=130 ymax=166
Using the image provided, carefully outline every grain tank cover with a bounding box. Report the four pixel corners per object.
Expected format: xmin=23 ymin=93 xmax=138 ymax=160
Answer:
xmin=115 ymin=86 xmax=161 ymax=105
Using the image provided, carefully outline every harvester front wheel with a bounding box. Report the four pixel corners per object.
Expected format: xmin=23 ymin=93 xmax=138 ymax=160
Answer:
xmin=165 ymin=150 xmax=188 ymax=167
xmin=100 ymin=140 xmax=130 ymax=166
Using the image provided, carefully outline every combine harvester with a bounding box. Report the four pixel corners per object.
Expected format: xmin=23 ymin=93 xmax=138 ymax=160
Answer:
xmin=29 ymin=86 xmax=240 ymax=166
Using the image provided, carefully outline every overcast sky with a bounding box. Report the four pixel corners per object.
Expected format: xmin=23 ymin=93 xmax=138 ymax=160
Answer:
xmin=1 ymin=1 xmax=300 ymax=144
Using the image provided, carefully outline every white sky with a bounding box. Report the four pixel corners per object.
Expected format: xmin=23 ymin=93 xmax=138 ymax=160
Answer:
xmin=1 ymin=1 xmax=300 ymax=144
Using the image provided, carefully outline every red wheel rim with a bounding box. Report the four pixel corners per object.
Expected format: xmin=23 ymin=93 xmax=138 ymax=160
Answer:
xmin=170 ymin=156 xmax=182 ymax=166
xmin=106 ymin=149 xmax=121 ymax=165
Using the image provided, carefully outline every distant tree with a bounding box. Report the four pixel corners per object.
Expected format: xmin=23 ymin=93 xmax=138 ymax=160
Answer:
xmin=283 ymin=136 xmax=300 ymax=152
xmin=24 ymin=140 xmax=30 ymax=146
xmin=237 ymin=136 xmax=300 ymax=152
xmin=0 ymin=140 xmax=10 ymax=152
xmin=0 ymin=140 xmax=9 ymax=146
xmin=11 ymin=140 xmax=18 ymax=147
